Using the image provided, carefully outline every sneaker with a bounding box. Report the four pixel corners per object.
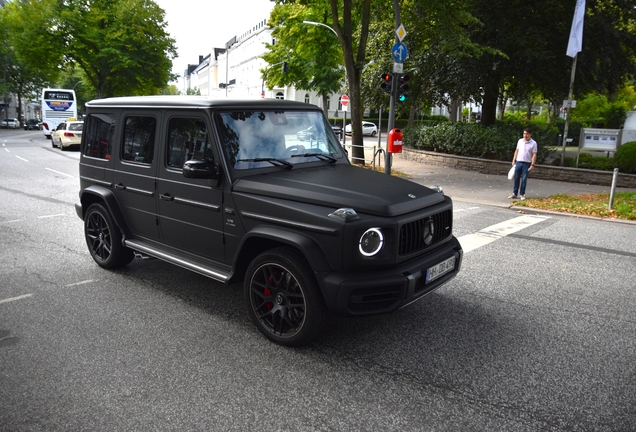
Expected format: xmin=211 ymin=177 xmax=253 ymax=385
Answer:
xmin=507 ymin=194 xmax=518 ymax=199
xmin=520 ymin=195 xmax=526 ymax=201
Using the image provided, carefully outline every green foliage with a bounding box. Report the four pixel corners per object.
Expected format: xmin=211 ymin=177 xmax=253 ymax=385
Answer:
xmin=614 ymin=141 xmax=636 ymax=174
xmin=553 ymin=153 xmax=615 ymax=171
xmin=4 ymin=0 xmax=176 ymax=99
xmin=403 ymin=122 xmax=553 ymax=163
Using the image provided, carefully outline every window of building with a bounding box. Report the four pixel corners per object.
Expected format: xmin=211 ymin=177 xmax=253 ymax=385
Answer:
xmin=304 ymin=94 xmax=310 ymax=104
xmin=276 ymin=92 xmax=284 ymax=100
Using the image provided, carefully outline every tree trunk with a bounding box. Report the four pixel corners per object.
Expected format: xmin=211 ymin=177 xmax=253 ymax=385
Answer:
xmin=481 ymin=81 xmax=499 ymax=126
xmin=449 ymin=98 xmax=461 ymax=122
xmin=322 ymin=94 xmax=329 ymax=119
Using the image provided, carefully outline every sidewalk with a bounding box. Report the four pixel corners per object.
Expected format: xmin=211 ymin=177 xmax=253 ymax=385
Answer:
xmin=389 ymin=153 xmax=636 ymax=210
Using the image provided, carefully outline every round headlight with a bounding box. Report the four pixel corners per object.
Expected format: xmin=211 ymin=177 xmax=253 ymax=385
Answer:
xmin=359 ymin=228 xmax=384 ymax=256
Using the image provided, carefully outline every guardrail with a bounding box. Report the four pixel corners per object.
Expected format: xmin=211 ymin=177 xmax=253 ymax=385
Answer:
xmin=342 ymin=143 xmax=386 ymax=170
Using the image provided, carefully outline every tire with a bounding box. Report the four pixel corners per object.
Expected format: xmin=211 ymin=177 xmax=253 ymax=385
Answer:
xmin=244 ymin=248 xmax=328 ymax=347
xmin=371 ymin=130 xmax=377 ymax=137
xmin=84 ymin=203 xmax=134 ymax=269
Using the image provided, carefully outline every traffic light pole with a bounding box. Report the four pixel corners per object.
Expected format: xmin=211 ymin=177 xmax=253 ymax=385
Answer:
xmin=385 ymin=0 xmax=401 ymax=175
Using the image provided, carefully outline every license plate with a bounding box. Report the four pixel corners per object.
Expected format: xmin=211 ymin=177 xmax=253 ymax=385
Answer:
xmin=425 ymin=256 xmax=456 ymax=283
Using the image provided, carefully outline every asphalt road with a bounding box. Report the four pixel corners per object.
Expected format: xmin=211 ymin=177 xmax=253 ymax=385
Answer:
xmin=1 ymin=129 xmax=635 ymax=431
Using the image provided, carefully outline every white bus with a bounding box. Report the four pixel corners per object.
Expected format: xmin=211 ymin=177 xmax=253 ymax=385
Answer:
xmin=41 ymin=88 xmax=78 ymax=139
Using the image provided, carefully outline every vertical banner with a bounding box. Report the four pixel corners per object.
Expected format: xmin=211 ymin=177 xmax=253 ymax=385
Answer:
xmin=566 ymin=0 xmax=586 ymax=58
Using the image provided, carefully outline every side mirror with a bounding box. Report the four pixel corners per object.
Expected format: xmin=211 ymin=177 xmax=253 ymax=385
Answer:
xmin=183 ymin=159 xmax=220 ymax=180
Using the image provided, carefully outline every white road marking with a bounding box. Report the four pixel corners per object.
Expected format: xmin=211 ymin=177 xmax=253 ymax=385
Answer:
xmin=45 ymin=168 xmax=74 ymax=178
xmin=15 ymin=155 xmax=29 ymax=162
xmin=0 ymin=294 xmax=33 ymax=305
xmin=37 ymin=214 xmax=66 ymax=219
xmin=4 ymin=148 xmax=9 ymax=153
xmin=455 ymin=206 xmax=480 ymax=212
xmin=458 ymin=215 xmax=549 ymax=253
xmin=65 ymin=280 xmax=96 ymax=288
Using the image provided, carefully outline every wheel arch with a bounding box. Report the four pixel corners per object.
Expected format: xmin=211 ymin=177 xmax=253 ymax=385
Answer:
xmin=79 ymin=185 xmax=130 ymax=236
xmin=231 ymin=226 xmax=331 ymax=284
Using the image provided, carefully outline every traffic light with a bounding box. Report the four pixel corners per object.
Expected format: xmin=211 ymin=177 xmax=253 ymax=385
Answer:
xmin=380 ymin=73 xmax=392 ymax=93
xmin=398 ymin=75 xmax=409 ymax=102
xmin=282 ymin=61 xmax=289 ymax=74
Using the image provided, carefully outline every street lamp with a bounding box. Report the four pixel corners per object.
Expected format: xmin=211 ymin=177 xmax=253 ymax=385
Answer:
xmin=302 ymin=20 xmax=347 ymax=143
xmin=302 ymin=21 xmax=338 ymax=38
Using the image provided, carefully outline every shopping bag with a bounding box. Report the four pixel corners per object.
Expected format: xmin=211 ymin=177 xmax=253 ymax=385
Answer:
xmin=507 ymin=166 xmax=515 ymax=180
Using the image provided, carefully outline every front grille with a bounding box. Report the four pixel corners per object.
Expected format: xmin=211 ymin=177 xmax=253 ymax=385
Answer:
xmin=398 ymin=209 xmax=452 ymax=255
xmin=348 ymin=285 xmax=402 ymax=313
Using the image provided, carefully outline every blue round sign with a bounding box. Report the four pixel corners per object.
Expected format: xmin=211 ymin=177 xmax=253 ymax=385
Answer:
xmin=392 ymin=43 xmax=408 ymax=63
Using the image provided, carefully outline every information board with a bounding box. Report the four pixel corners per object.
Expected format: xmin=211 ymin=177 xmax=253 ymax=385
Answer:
xmin=578 ymin=128 xmax=621 ymax=152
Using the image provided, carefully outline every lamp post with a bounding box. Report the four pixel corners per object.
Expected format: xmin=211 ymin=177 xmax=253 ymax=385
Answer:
xmin=302 ymin=21 xmax=346 ymax=144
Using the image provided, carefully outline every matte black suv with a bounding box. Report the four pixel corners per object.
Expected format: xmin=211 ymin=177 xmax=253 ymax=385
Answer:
xmin=76 ymin=96 xmax=462 ymax=346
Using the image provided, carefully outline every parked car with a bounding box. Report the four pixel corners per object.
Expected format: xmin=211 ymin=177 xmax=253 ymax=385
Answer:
xmin=75 ymin=96 xmax=462 ymax=347
xmin=1 ymin=118 xmax=19 ymax=129
xmin=296 ymin=125 xmax=319 ymax=141
xmin=345 ymin=121 xmax=378 ymax=137
xmin=331 ymin=124 xmax=343 ymax=139
xmin=24 ymin=119 xmax=40 ymax=131
xmin=51 ymin=120 xmax=83 ymax=150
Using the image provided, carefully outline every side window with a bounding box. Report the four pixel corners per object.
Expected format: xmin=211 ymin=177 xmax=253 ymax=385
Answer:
xmin=167 ymin=118 xmax=212 ymax=169
xmin=56 ymin=122 xmax=66 ymax=131
xmin=121 ymin=116 xmax=156 ymax=164
xmin=83 ymin=114 xmax=115 ymax=160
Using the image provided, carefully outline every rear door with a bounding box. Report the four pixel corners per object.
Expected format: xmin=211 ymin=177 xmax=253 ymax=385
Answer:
xmin=111 ymin=112 xmax=160 ymax=241
xmin=155 ymin=112 xmax=225 ymax=261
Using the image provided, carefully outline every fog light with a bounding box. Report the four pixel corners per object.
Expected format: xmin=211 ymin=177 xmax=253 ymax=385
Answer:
xmin=359 ymin=228 xmax=384 ymax=256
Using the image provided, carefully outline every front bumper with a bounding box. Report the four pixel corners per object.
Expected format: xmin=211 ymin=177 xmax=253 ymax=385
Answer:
xmin=318 ymin=237 xmax=463 ymax=316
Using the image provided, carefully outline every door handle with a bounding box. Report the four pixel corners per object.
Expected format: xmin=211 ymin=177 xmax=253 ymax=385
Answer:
xmin=159 ymin=194 xmax=174 ymax=201
xmin=114 ymin=183 xmax=126 ymax=190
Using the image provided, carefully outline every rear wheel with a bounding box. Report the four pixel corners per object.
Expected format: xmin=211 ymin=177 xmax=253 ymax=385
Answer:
xmin=84 ymin=203 xmax=134 ymax=269
xmin=245 ymin=248 xmax=328 ymax=346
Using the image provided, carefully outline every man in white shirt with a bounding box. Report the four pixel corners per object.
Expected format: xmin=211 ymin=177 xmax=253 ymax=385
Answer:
xmin=508 ymin=128 xmax=538 ymax=200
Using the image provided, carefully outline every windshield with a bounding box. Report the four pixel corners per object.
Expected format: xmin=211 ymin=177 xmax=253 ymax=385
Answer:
xmin=216 ymin=110 xmax=344 ymax=170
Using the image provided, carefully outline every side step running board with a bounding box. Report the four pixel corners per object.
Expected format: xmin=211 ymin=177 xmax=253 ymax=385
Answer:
xmin=125 ymin=239 xmax=232 ymax=283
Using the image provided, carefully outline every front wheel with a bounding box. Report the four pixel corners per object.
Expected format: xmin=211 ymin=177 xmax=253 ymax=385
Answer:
xmin=371 ymin=130 xmax=377 ymax=137
xmin=244 ymin=248 xmax=328 ymax=347
xmin=84 ymin=203 xmax=134 ymax=269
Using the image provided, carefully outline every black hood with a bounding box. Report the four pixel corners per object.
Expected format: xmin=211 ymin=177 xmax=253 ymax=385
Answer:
xmin=232 ymin=164 xmax=445 ymax=217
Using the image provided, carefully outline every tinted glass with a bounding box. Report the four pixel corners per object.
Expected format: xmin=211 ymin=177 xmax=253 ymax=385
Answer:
xmin=122 ymin=117 xmax=156 ymax=164
xmin=83 ymin=114 xmax=115 ymax=159
xmin=166 ymin=118 xmax=212 ymax=169
xmin=216 ymin=110 xmax=343 ymax=170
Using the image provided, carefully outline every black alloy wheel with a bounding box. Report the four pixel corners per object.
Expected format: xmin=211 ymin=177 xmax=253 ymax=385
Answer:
xmin=84 ymin=203 xmax=134 ymax=269
xmin=245 ymin=248 xmax=328 ymax=346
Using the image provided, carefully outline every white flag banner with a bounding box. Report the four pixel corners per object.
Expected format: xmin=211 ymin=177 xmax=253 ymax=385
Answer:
xmin=567 ymin=0 xmax=586 ymax=58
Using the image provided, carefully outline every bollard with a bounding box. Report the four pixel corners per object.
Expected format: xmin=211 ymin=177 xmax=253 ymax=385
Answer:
xmin=608 ymin=168 xmax=619 ymax=210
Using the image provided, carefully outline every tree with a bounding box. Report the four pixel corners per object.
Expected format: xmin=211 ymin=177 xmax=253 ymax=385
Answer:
xmin=5 ymin=0 xmax=177 ymax=99
xmin=263 ymin=3 xmax=344 ymax=119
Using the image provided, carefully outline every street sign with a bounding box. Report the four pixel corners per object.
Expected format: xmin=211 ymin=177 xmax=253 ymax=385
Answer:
xmin=392 ymin=43 xmax=408 ymax=63
xmin=396 ymin=24 xmax=407 ymax=42
xmin=341 ymin=95 xmax=349 ymax=107
xmin=393 ymin=62 xmax=403 ymax=73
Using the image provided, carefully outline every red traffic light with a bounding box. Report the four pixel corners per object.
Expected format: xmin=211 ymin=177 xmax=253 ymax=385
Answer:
xmin=380 ymin=73 xmax=392 ymax=93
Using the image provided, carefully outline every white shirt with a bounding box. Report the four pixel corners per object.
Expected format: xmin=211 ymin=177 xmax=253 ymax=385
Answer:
xmin=516 ymin=138 xmax=537 ymax=163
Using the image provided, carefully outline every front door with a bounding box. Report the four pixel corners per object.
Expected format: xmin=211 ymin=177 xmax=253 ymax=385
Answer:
xmin=156 ymin=114 xmax=225 ymax=261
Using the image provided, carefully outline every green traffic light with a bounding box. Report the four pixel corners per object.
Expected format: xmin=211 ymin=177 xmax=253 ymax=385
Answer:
xmin=399 ymin=94 xmax=407 ymax=102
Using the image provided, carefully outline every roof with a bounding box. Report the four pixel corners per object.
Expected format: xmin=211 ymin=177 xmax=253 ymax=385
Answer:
xmin=85 ymin=96 xmax=316 ymax=110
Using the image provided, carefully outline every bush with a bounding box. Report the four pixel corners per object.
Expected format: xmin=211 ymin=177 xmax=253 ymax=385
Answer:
xmin=552 ymin=153 xmax=615 ymax=171
xmin=614 ymin=141 xmax=636 ymax=174
xmin=403 ymin=122 xmax=553 ymax=164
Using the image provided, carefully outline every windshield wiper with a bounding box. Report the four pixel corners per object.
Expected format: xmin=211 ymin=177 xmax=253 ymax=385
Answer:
xmin=291 ymin=153 xmax=336 ymax=163
xmin=237 ymin=158 xmax=293 ymax=169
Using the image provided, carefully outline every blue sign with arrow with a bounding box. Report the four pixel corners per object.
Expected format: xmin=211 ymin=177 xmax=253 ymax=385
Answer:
xmin=392 ymin=42 xmax=408 ymax=63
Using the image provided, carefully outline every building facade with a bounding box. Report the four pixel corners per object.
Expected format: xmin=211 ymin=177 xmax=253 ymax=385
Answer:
xmin=182 ymin=18 xmax=346 ymax=119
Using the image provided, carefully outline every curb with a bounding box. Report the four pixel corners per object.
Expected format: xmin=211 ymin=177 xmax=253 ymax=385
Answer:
xmin=509 ymin=205 xmax=636 ymax=225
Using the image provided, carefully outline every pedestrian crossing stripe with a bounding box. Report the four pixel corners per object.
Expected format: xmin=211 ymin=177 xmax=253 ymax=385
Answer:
xmin=458 ymin=215 xmax=550 ymax=253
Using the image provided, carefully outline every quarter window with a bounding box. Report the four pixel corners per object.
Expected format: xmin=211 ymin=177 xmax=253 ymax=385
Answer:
xmin=122 ymin=116 xmax=156 ymax=164
xmin=82 ymin=113 xmax=115 ymax=160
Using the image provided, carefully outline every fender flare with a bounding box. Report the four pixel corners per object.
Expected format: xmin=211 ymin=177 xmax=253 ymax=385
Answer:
xmin=236 ymin=225 xmax=331 ymax=273
xmin=78 ymin=185 xmax=130 ymax=235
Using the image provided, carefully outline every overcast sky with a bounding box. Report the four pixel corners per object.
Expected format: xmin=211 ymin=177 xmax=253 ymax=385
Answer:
xmin=154 ymin=0 xmax=275 ymax=80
